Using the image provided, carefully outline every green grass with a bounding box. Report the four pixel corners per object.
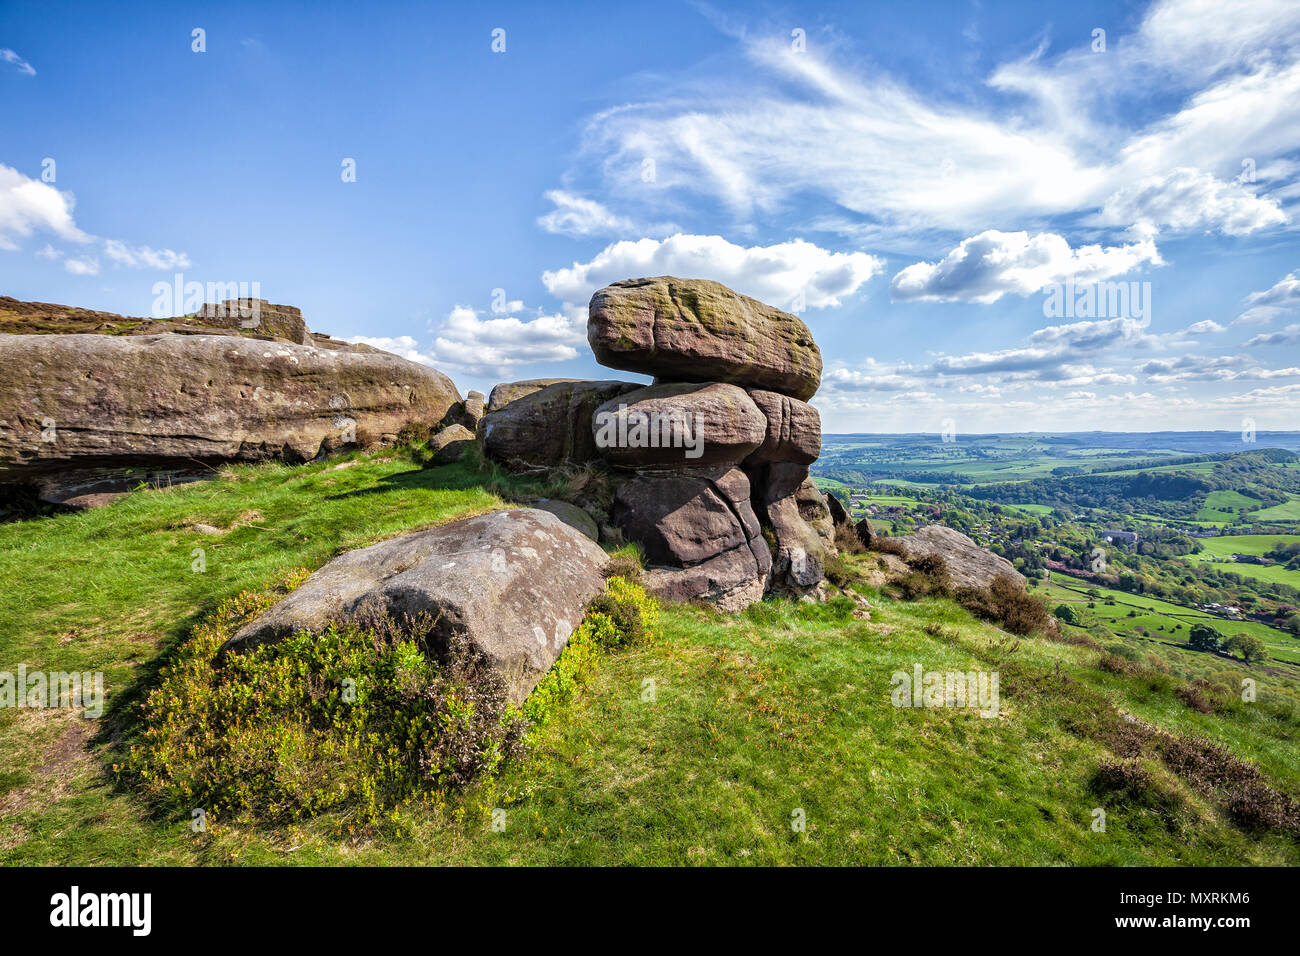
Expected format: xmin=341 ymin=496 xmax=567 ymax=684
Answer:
xmin=1196 ymin=490 xmax=1262 ymax=523
xmin=2 ymin=453 xmax=1297 ymax=865
xmin=1193 ymin=534 xmax=1300 ymax=557
xmin=1181 ymin=534 xmax=1300 ymax=591
xmin=1034 ymin=573 xmax=1300 ymax=666
xmin=1247 ymin=496 xmax=1300 ymax=522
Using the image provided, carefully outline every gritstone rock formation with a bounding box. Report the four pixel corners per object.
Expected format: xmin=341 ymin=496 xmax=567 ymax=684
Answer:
xmin=481 ymin=276 xmax=835 ymax=609
xmin=0 ymin=298 xmax=461 ymax=506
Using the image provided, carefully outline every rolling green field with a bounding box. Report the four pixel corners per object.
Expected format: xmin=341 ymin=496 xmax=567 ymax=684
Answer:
xmin=1035 ymin=573 xmax=1300 ymax=666
xmin=1196 ymin=490 xmax=1262 ymax=523
xmin=1247 ymin=497 xmax=1300 ymax=522
xmin=1192 ymin=534 xmax=1300 ymax=557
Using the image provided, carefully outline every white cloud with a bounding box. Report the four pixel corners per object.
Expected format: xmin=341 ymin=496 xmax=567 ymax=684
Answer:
xmin=428 ymin=306 xmax=587 ymax=378
xmin=542 ymin=233 xmax=883 ymax=313
xmin=537 ymin=190 xmax=639 ymax=237
xmin=1244 ymin=323 xmax=1300 ymax=347
xmin=103 ymin=239 xmax=192 ymax=270
xmin=344 ymin=335 xmax=438 ymax=366
xmin=1233 ymin=270 xmax=1300 ymax=327
xmin=1096 ymin=168 xmax=1286 ymax=236
xmin=348 ymin=306 xmax=587 ymax=379
xmin=63 ymin=256 xmax=99 ymax=276
xmin=558 ymin=0 xmax=1300 ymax=241
xmin=1184 ymin=319 xmax=1225 ymax=334
xmin=1 ymin=165 xmax=189 ymax=269
xmin=0 ymin=163 xmax=90 ymax=250
xmin=0 ymin=49 xmax=35 ymax=76
xmin=890 ymin=230 xmax=1162 ymax=303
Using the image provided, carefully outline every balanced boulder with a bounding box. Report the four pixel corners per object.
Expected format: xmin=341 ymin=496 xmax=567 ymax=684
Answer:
xmin=588 ymin=277 xmax=823 ymax=401
xmin=222 ymin=508 xmax=609 ymax=705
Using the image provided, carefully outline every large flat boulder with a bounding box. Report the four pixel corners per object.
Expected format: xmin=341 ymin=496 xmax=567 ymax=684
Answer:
xmin=895 ymin=525 xmax=1026 ymax=592
xmin=592 ymin=382 xmax=766 ymax=469
xmin=743 ymin=389 xmax=821 ymax=465
xmin=223 ymin=508 xmax=609 ymax=705
xmin=587 ymin=277 xmax=823 ymax=401
xmin=0 ymin=333 xmax=460 ymax=484
xmin=480 ymin=379 xmax=637 ymax=470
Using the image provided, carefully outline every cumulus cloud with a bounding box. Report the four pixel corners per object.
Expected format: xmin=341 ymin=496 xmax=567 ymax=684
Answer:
xmin=0 ymin=49 xmax=35 ymax=76
xmin=427 ymin=306 xmax=587 ymax=377
xmin=345 ymin=335 xmax=436 ymax=367
xmin=1184 ymin=319 xmax=1225 ymax=334
xmin=1235 ymin=270 xmax=1300 ymax=326
xmin=1 ymin=164 xmax=190 ymax=269
xmin=63 ymin=256 xmax=99 ymax=276
xmin=890 ymin=230 xmax=1162 ymax=303
xmin=347 ymin=306 xmax=587 ymax=378
xmin=1096 ymin=167 xmax=1286 ymax=236
xmin=0 ymin=163 xmax=89 ymax=250
xmin=542 ymin=233 xmax=884 ymax=313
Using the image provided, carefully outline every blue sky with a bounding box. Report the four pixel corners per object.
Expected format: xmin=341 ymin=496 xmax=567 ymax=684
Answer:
xmin=3 ymin=0 xmax=1300 ymax=433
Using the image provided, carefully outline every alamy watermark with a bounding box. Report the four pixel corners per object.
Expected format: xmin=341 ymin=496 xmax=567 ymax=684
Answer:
xmin=1 ymin=665 xmax=104 ymax=718
xmin=151 ymin=274 xmax=262 ymax=327
xmin=891 ymin=663 xmax=999 ymax=717
xmin=593 ymin=405 xmax=704 ymax=459
xmin=1042 ymin=279 xmax=1150 ymax=321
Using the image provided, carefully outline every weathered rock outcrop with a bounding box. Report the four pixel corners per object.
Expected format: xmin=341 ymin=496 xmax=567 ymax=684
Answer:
xmin=894 ymin=525 xmax=1026 ymax=591
xmin=743 ymin=389 xmax=821 ymax=465
xmin=478 ymin=277 xmax=834 ymax=611
xmin=588 ymin=277 xmax=823 ymax=401
xmin=223 ymin=509 xmax=608 ymax=705
xmin=0 ymin=332 xmax=461 ymax=496
xmin=486 ymin=378 xmax=584 ymax=414
xmin=480 ymin=380 xmax=638 ymax=470
xmin=192 ymin=300 xmax=312 ymax=346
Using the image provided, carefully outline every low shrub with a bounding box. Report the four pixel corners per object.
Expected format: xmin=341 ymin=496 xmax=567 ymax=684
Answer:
xmin=833 ymin=521 xmax=866 ymax=555
xmin=1090 ymin=759 xmax=1184 ymax=815
xmin=121 ymin=572 xmax=660 ymax=833
xmin=603 ymin=543 xmax=645 ymax=583
xmin=522 ymin=576 xmax=660 ymax=721
xmin=869 ymin=535 xmax=907 ymax=557
xmin=954 ymin=575 xmax=1056 ymax=637
xmin=121 ymin=575 xmax=527 ymax=833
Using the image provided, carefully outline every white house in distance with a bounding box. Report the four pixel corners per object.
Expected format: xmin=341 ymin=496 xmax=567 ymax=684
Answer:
xmin=1101 ymin=530 xmax=1139 ymax=546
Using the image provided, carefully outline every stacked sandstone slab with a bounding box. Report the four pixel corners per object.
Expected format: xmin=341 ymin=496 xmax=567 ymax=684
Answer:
xmin=479 ymin=277 xmax=836 ymax=611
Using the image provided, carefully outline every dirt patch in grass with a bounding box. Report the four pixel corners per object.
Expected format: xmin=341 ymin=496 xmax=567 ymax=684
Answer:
xmin=0 ymin=709 xmax=97 ymax=819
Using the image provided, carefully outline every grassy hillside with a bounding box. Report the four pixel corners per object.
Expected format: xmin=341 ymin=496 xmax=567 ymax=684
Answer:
xmin=2 ymin=450 xmax=1297 ymax=865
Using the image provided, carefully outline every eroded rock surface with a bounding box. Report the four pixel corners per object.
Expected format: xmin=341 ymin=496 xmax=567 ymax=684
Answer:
xmin=588 ymin=277 xmax=822 ymax=401
xmin=223 ymin=508 xmax=609 ymax=705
